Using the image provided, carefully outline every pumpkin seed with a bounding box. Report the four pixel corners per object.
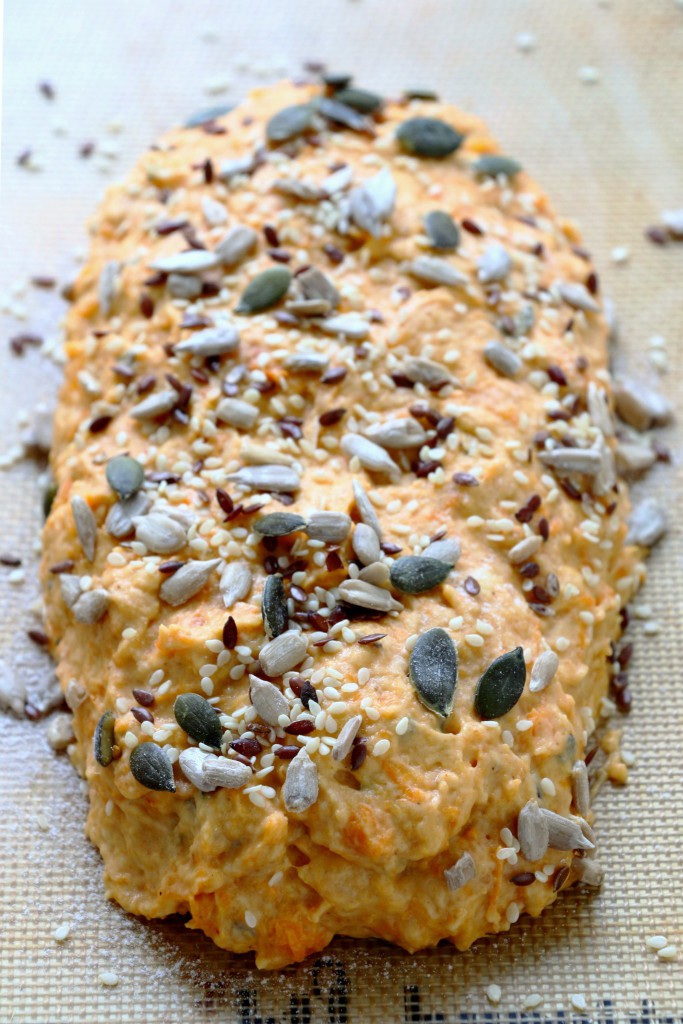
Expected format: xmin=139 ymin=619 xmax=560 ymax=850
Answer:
xmin=149 ymin=250 xmax=220 ymax=274
xmin=627 ymin=498 xmax=667 ymax=548
xmin=477 ymin=243 xmax=512 ymax=284
xmin=333 ymin=87 xmax=383 ymax=113
xmin=43 ymin=482 xmax=57 ymax=518
xmin=259 ymin=630 xmax=308 ymax=676
xmin=73 ymin=589 xmax=110 ymax=624
xmin=283 ymin=748 xmax=319 ymax=812
xmin=129 ymin=743 xmax=176 ymax=792
xmin=220 ymin=561 xmax=253 ymax=608
xmin=202 ymin=755 xmax=252 ymax=790
xmin=484 ymin=341 xmax=521 ymax=378
xmin=215 ymin=397 xmax=259 ymax=430
xmin=338 ymin=579 xmax=402 ymax=613
xmin=185 ymin=103 xmax=234 ymax=127
xmin=254 ymin=513 xmax=306 ymax=538
xmin=130 ymin=389 xmax=178 ymax=420
xmin=174 ymin=692 xmax=222 ymax=748
xmin=572 ymin=761 xmax=590 ymax=816
xmin=133 ymin=513 xmax=186 ymax=554
xmin=342 ymin=433 xmax=400 ymax=478
xmin=319 ymin=312 xmax=370 ymax=339
xmin=298 ymin=267 xmax=340 ymax=308
xmin=540 ymin=808 xmax=594 ymax=851
xmin=538 ymin=446 xmax=602 ymax=476
xmin=178 ymin=747 xmax=217 ymax=792
xmin=106 ymin=455 xmax=144 ymax=500
xmin=98 ymin=260 xmax=120 ymax=317
xmin=352 ymin=523 xmax=381 ymax=566
xmin=175 ymin=325 xmax=240 ymax=357
xmin=349 ymin=167 xmax=397 ymax=237
xmin=323 ymin=71 xmax=353 ymax=89
xmin=473 ymin=154 xmax=521 ymax=178
xmin=365 ymin=418 xmax=427 ymax=449
xmin=474 ymin=647 xmax=526 ymax=718
xmin=396 ymin=116 xmax=464 ymax=157
xmin=160 ymin=558 xmax=220 ymax=606
xmin=249 ymin=675 xmax=290 ymax=725
xmin=71 ymin=496 xmax=96 ymax=561
xmin=558 ymin=281 xmax=600 ymax=313
xmin=332 ymin=715 xmax=362 ymax=761
xmin=518 ymin=800 xmax=549 ymax=862
xmin=529 ymin=650 xmax=559 ymax=693
xmin=403 ymin=356 xmax=451 ymax=389
xmin=423 ymin=210 xmax=460 ymax=250
xmin=227 ymin=464 xmax=300 ymax=493
xmin=352 ymin=480 xmax=382 ymax=539
xmin=318 ymin=96 xmax=369 ymax=133
xmin=404 ymin=87 xmax=439 ymax=101
xmin=215 ymin=224 xmax=258 ymax=265
xmin=407 ymin=256 xmax=468 ymax=288
xmin=305 ymin=510 xmax=351 ymax=543
xmin=94 ymin=710 xmax=116 ymax=766
xmin=422 ymin=537 xmax=461 ymax=565
xmin=266 ymin=103 xmax=315 ymax=143
xmin=390 ymin=555 xmax=453 ymax=593
xmin=262 ymin=573 xmax=288 ymax=638
xmin=409 ymin=627 xmax=458 ymax=717
xmin=444 ymin=852 xmax=476 ymax=891
xmin=236 ymin=267 xmax=292 ymax=314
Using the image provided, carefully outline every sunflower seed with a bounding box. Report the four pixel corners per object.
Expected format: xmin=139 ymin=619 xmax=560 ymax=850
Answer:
xmin=396 ymin=117 xmax=464 ymax=158
xmin=73 ymin=589 xmax=110 ymax=624
xmin=334 ymin=87 xmax=383 ymax=113
xmin=178 ymin=747 xmax=217 ymax=792
xmin=151 ymin=502 xmax=195 ymax=529
xmin=283 ymin=748 xmax=319 ymax=812
xmin=218 ymin=153 xmax=259 ymax=182
xmin=477 ymin=243 xmax=512 ymax=284
xmin=220 ymin=561 xmax=253 ymax=608
xmin=259 ymin=630 xmax=308 ymax=676
xmin=518 ymin=800 xmax=549 ymax=862
xmin=540 ymin=809 xmax=594 ymax=851
xmin=160 ymin=558 xmax=220 ymax=606
xmin=133 ymin=513 xmax=186 ymax=554
xmin=484 ymin=341 xmax=521 ymax=378
xmin=174 ymin=692 xmax=222 ymax=748
xmin=615 ymin=441 xmax=656 ymax=479
xmin=409 ymin=627 xmax=458 ymax=717
xmin=508 ymin=535 xmax=542 ymax=565
xmin=167 ymin=273 xmax=202 ymax=299
xmin=402 ymin=356 xmax=451 ymax=389
xmin=98 ymin=261 xmax=120 ymax=317
xmin=473 ymin=154 xmax=521 ymax=178
xmin=349 ymin=167 xmax=397 ymax=237
xmin=266 ymin=103 xmax=315 ymax=143
xmin=149 ymin=250 xmax=220 ymax=274
xmin=47 ymin=712 xmax=74 ymax=751
xmin=539 ymin=446 xmax=602 ymax=476
xmin=272 ymin=177 xmax=321 ymax=201
xmin=226 ymin=465 xmax=300 ymax=493
xmin=422 ymin=537 xmax=461 ymax=565
xmin=613 ymin=378 xmax=673 ymax=431
xmin=65 ymin=679 xmax=87 ymax=710
xmin=249 ymin=675 xmax=290 ymax=725
xmin=444 ymin=852 xmax=476 ymax=891
xmin=573 ymin=857 xmax=604 ymax=887
xmin=305 ymin=511 xmax=351 ymax=543
xmin=319 ymin=312 xmax=370 ymax=340
xmin=284 ymin=351 xmax=330 ymax=372
xmin=185 ymin=103 xmax=234 ymax=127
xmin=365 ymin=418 xmax=427 ymax=449
xmin=106 ymin=454 xmax=144 ymax=500
xmin=529 ymin=650 xmax=559 ymax=692
xmin=71 ymin=496 xmax=96 ymax=561
xmin=338 ymin=579 xmax=402 ymax=612
xmin=423 ymin=210 xmax=460 ymax=250
xmin=262 ymin=574 xmax=289 ymax=638
xmin=572 ymin=761 xmax=590 ymax=816
xmin=285 ymin=298 xmax=331 ymax=316
xmin=129 ymin=743 xmax=175 ymax=792
xmin=353 ymin=481 xmax=382 ymax=539
xmin=94 ymin=711 xmax=116 ymax=766
xmin=587 ymin=382 xmax=614 ymax=437
xmin=352 ymin=523 xmax=381 ymax=566
xmin=215 ymin=397 xmax=259 ymax=429
xmin=627 ymin=498 xmax=667 ymax=548
xmin=332 ymin=715 xmax=363 ymax=761
xmin=321 ymin=164 xmax=354 ymax=195
xmin=342 ymin=434 xmax=400 ymax=478
xmin=241 ymin=444 xmax=295 ymax=467
xmin=390 ymin=556 xmax=452 ymax=594
xmin=201 ymin=196 xmax=228 ymax=226
xmin=474 ymin=647 xmax=526 ymax=718
xmin=254 ymin=513 xmax=306 ymax=538
xmin=175 ymin=325 xmax=240 ymax=357
xmin=236 ymin=267 xmax=292 ymax=314
xmin=202 ymin=755 xmax=252 ymax=789
xmin=215 ymin=224 xmax=258 ymax=265
xmin=358 ymin=560 xmax=390 ymax=587
xmin=298 ymin=267 xmax=340 ymax=308
xmin=407 ymin=256 xmax=468 ymax=288
xmin=558 ymin=281 xmax=600 ymax=313
xmin=59 ymin=574 xmax=82 ymax=609
xmin=130 ymin=389 xmax=178 ymax=420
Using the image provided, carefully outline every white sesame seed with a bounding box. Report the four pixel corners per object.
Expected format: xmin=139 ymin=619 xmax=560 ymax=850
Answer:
xmin=201 ymin=679 xmax=214 ymax=697
xmin=372 ymin=738 xmax=391 ymax=757
xmin=465 ymin=634 xmax=485 ymax=648
xmin=268 ymin=871 xmax=283 ymax=887
xmin=554 ymin=637 xmax=570 ymax=652
xmin=486 ymin=984 xmax=502 ymax=1005
xmin=99 ymin=971 xmax=119 ymax=987
xmin=515 ymin=31 xmax=536 ymax=52
xmin=123 ymin=730 xmax=138 ymax=749
xmin=248 ymin=791 xmax=266 ymax=808
xmin=611 ymin=246 xmax=630 ymax=264
xmin=105 ymin=799 xmax=114 ymax=817
xmin=53 ymin=923 xmax=71 ymax=942
xmin=578 ymin=65 xmax=600 ymax=84
xmin=646 ymin=935 xmax=669 ymax=950
xmin=522 ymin=994 xmax=543 ymax=1011
xmin=657 ymin=945 xmax=678 ymax=960
xmin=540 ymin=777 xmax=556 ymax=796
xmin=365 ymin=706 xmax=380 ymax=721
xmin=149 ymin=669 xmax=164 ymax=686
xmin=502 ymin=730 xmax=514 ymax=746
xmin=395 ymin=717 xmax=410 ymax=736
xmin=358 ymin=667 xmax=370 ymax=685
xmin=505 ymin=902 xmax=520 ymax=924
xmin=516 ymin=719 xmax=533 ymax=732
xmin=122 ymin=627 xmax=137 ymax=640
xmin=570 ymin=994 xmax=588 ymax=1012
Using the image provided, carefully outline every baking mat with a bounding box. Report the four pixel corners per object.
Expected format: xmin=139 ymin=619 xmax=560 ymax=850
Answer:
xmin=1 ymin=0 xmax=682 ymax=1020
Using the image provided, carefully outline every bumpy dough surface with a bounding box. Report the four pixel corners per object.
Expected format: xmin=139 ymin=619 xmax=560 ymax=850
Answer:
xmin=42 ymin=81 xmax=641 ymax=968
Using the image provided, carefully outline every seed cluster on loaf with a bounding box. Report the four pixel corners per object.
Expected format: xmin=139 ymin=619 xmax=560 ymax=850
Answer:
xmin=41 ymin=76 xmax=642 ymax=968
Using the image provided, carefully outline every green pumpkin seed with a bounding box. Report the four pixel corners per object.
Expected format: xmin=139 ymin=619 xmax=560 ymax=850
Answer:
xmin=253 ymin=512 xmax=307 ymax=537
xmin=235 ymin=267 xmax=292 ymax=314
xmin=396 ymin=117 xmax=464 ymax=158
xmin=423 ymin=210 xmax=460 ymax=250
xmin=184 ymin=103 xmax=234 ymax=128
xmin=174 ymin=692 xmax=222 ymax=748
xmin=473 ymin=154 xmax=522 ymax=179
xmin=318 ymin=97 xmax=369 ymax=133
xmin=94 ymin=710 xmax=115 ymax=767
xmin=409 ymin=627 xmax=458 ymax=717
xmin=129 ymin=743 xmax=176 ymax=792
xmin=323 ymin=71 xmax=353 ymax=89
xmin=266 ymin=104 xmax=314 ymax=143
xmin=43 ymin=481 xmax=57 ymax=519
xmin=262 ymin=573 xmax=288 ymax=638
xmin=474 ymin=647 xmax=526 ymax=719
xmin=333 ymin=87 xmax=383 ymax=113
xmin=403 ymin=87 xmax=439 ymax=101
xmin=106 ymin=455 xmax=144 ymax=500
xmin=390 ymin=556 xmax=453 ymax=594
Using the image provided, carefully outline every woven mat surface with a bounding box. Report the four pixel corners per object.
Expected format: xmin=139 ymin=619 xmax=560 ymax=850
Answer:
xmin=1 ymin=1 xmax=682 ymax=1020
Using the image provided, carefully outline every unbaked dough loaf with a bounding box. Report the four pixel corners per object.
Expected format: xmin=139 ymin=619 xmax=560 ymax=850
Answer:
xmin=42 ymin=80 xmax=642 ymax=968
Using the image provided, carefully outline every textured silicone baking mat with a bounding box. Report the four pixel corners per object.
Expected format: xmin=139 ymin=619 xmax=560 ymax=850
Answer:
xmin=1 ymin=0 xmax=682 ymax=1020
